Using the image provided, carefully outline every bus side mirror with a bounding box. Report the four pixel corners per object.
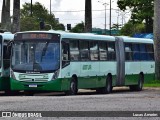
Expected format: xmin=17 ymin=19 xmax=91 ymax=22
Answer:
xmin=7 ymin=40 xmax=14 ymax=57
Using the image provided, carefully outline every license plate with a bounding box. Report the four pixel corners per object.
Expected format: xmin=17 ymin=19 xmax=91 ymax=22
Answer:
xmin=29 ymin=84 xmax=37 ymax=88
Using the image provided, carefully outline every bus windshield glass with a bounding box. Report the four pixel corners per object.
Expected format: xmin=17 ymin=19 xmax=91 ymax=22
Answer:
xmin=11 ymin=41 xmax=60 ymax=72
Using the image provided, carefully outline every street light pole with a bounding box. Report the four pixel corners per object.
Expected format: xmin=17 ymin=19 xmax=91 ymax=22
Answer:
xmin=50 ymin=0 xmax=51 ymax=15
xmin=98 ymin=1 xmax=108 ymax=35
xmin=31 ymin=0 xmax=32 ymax=16
xmin=109 ymin=0 xmax=111 ymax=35
xmin=104 ymin=3 xmax=107 ymax=35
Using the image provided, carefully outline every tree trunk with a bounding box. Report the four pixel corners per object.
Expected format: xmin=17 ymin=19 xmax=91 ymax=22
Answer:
xmin=1 ymin=0 xmax=6 ymax=25
xmin=154 ymin=0 xmax=160 ymax=80
xmin=12 ymin=0 xmax=20 ymax=33
xmin=6 ymin=0 xmax=11 ymax=31
xmin=85 ymin=0 xmax=92 ymax=33
xmin=1 ymin=0 xmax=11 ymax=31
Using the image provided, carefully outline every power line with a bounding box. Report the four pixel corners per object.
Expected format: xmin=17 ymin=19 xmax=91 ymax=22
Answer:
xmin=51 ymin=9 xmax=119 ymax=13
xmin=0 ymin=9 xmax=119 ymax=13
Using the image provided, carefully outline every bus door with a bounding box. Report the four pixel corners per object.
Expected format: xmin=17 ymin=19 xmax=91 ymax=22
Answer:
xmin=115 ymin=37 xmax=125 ymax=86
xmin=0 ymin=35 xmax=2 ymax=75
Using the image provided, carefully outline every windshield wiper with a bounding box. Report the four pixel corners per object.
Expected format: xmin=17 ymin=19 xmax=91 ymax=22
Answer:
xmin=23 ymin=41 xmax=28 ymax=62
xmin=41 ymin=41 xmax=49 ymax=61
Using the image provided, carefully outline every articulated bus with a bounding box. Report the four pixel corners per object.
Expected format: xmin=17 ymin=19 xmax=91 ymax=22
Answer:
xmin=0 ymin=32 xmax=14 ymax=92
xmin=10 ymin=30 xmax=155 ymax=95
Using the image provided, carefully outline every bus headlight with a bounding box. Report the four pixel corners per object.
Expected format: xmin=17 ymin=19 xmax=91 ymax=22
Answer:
xmin=10 ymin=69 xmax=16 ymax=79
xmin=51 ymin=70 xmax=60 ymax=80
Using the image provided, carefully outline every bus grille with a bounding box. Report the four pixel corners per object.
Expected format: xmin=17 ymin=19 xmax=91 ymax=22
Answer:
xmin=18 ymin=74 xmax=49 ymax=82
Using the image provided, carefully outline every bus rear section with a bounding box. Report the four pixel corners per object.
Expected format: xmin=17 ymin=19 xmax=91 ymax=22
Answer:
xmin=121 ymin=37 xmax=155 ymax=91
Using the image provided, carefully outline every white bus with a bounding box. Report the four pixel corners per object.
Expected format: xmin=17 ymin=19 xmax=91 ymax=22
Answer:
xmin=10 ymin=30 xmax=154 ymax=95
xmin=0 ymin=32 xmax=14 ymax=92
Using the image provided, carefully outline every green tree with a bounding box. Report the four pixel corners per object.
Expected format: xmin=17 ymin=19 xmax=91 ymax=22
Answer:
xmin=70 ymin=22 xmax=84 ymax=33
xmin=117 ymin=0 xmax=153 ymax=33
xmin=120 ymin=21 xmax=145 ymax=36
xmin=111 ymin=24 xmax=122 ymax=30
xmin=20 ymin=2 xmax=64 ymax=31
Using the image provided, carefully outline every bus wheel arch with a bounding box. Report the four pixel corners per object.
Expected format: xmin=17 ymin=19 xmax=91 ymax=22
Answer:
xmin=102 ymin=73 xmax=112 ymax=94
xmin=65 ymin=74 xmax=78 ymax=95
xmin=138 ymin=72 xmax=144 ymax=91
xmin=130 ymin=72 xmax=144 ymax=91
xmin=140 ymin=72 xmax=144 ymax=84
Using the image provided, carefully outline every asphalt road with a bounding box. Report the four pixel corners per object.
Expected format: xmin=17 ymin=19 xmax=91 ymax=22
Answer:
xmin=0 ymin=87 xmax=160 ymax=120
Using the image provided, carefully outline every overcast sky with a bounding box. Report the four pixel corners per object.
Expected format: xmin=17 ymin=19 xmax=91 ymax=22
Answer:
xmin=0 ymin=0 xmax=131 ymax=30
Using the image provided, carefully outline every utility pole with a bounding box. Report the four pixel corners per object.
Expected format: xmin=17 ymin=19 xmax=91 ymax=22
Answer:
xmin=84 ymin=0 xmax=92 ymax=33
xmin=154 ymin=0 xmax=160 ymax=80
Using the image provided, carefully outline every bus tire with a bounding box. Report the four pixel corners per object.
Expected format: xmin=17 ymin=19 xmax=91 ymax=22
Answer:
xmin=129 ymin=74 xmax=144 ymax=91
xmin=65 ymin=77 xmax=78 ymax=95
xmin=102 ymin=75 xmax=112 ymax=94
xmin=136 ymin=74 xmax=144 ymax=91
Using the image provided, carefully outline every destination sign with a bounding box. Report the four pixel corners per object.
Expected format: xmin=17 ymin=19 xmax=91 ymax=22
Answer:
xmin=15 ymin=33 xmax=60 ymax=41
xmin=22 ymin=33 xmax=52 ymax=39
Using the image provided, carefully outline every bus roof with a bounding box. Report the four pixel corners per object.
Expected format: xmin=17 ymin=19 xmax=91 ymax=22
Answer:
xmin=16 ymin=30 xmax=153 ymax=44
xmin=117 ymin=36 xmax=153 ymax=44
xmin=16 ymin=30 xmax=116 ymax=42
xmin=0 ymin=32 xmax=14 ymax=40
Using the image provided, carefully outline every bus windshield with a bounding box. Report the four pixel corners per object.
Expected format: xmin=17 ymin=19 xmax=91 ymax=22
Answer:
xmin=11 ymin=41 xmax=60 ymax=72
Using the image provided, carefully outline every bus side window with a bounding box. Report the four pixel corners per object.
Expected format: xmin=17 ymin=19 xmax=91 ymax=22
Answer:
xmin=107 ymin=42 xmax=116 ymax=61
xmin=79 ymin=40 xmax=89 ymax=61
xmin=146 ymin=44 xmax=154 ymax=61
xmin=140 ymin=44 xmax=148 ymax=61
xmin=70 ymin=40 xmax=79 ymax=61
xmin=62 ymin=42 xmax=69 ymax=67
xmin=125 ymin=43 xmax=133 ymax=61
xmin=132 ymin=44 xmax=140 ymax=61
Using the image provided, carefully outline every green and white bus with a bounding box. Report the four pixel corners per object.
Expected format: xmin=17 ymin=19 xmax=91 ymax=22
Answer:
xmin=10 ymin=30 xmax=155 ymax=95
xmin=0 ymin=32 xmax=14 ymax=92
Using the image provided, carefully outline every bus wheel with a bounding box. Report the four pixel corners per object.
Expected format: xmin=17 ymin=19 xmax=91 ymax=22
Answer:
xmin=102 ymin=75 xmax=112 ymax=94
xmin=130 ymin=74 xmax=144 ymax=91
xmin=136 ymin=74 xmax=144 ymax=91
xmin=24 ymin=91 xmax=34 ymax=96
xmin=65 ymin=77 xmax=78 ymax=95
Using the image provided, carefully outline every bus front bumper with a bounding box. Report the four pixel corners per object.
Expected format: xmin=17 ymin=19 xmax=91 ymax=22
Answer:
xmin=10 ymin=78 xmax=70 ymax=91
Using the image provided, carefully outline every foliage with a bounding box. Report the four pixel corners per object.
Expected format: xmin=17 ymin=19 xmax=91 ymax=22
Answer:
xmin=120 ymin=21 xmax=145 ymax=36
xmin=144 ymin=80 xmax=160 ymax=87
xmin=70 ymin=22 xmax=85 ymax=33
xmin=117 ymin=0 xmax=154 ymax=33
xmin=111 ymin=24 xmax=122 ymax=30
xmin=20 ymin=2 xmax=64 ymax=31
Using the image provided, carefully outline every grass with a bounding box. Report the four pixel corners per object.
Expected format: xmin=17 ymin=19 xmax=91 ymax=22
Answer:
xmin=144 ymin=80 xmax=160 ymax=87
